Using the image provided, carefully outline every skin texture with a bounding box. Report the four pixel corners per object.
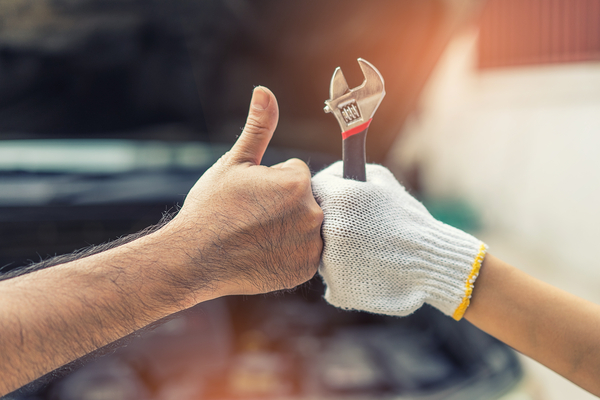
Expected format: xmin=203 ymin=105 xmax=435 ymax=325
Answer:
xmin=465 ymin=254 xmax=600 ymax=396
xmin=0 ymin=87 xmax=323 ymax=396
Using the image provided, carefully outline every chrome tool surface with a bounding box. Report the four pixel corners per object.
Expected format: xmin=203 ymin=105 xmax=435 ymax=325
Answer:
xmin=324 ymin=58 xmax=385 ymax=181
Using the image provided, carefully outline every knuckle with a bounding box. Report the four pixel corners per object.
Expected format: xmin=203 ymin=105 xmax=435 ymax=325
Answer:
xmin=281 ymin=158 xmax=310 ymax=176
xmin=243 ymin=116 xmax=269 ymax=136
xmin=312 ymin=205 xmax=324 ymax=226
xmin=286 ymin=157 xmax=307 ymax=168
xmin=282 ymin=173 xmax=308 ymax=196
xmin=303 ymin=202 xmax=324 ymax=230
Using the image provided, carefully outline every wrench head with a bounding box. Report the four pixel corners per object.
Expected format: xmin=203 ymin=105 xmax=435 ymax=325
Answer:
xmin=324 ymin=58 xmax=386 ymax=133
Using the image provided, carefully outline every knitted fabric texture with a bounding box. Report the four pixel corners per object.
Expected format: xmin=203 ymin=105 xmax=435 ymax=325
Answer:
xmin=312 ymin=162 xmax=487 ymax=320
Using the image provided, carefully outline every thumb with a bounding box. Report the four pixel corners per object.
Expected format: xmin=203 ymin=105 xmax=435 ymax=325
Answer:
xmin=228 ymin=86 xmax=279 ymax=165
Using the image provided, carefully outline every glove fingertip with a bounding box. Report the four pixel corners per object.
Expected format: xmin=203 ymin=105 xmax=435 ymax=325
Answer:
xmin=366 ymin=163 xmax=395 ymax=178
xmin=365 ymin=164 xmax=405 ymax=191
xmin=313 ymin=161 xmax=343 ymax=179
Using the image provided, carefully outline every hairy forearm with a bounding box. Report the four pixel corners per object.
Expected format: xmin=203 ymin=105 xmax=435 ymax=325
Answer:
xmin=0 ymin=224 xmax=212 ymax=396
xmin=465 ymin=254 xmax=600 ymax=396
xmin=0 ymin=86 xmax=324 ymax=396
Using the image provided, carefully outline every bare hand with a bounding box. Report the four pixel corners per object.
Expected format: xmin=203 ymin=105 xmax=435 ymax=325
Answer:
xmin=0 ymin=87 xmax=323 ymax=396
xmin=165 ymin=87 xmax=323 ymax=302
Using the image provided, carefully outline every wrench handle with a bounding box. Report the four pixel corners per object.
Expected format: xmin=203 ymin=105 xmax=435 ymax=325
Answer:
xmin=342 ymin=126 xmax=368 ymax=181
xmin=342 ymin=119 xmax=371 ymax=181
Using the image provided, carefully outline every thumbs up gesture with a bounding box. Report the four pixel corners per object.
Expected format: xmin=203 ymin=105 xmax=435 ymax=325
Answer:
xmin=165 ymin=87 xmax=323 ymax=304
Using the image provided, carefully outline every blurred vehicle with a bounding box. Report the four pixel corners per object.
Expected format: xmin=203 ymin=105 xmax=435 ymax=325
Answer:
xmin=1 ymin=1 xmax=537 ymax=399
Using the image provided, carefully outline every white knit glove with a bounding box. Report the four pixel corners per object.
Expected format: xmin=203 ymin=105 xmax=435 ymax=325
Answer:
xmin=311 ymin=162 xmax=487 ymax=320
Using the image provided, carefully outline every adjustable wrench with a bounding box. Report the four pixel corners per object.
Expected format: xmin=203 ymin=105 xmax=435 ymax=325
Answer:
xmin=324 ymin=58 xmax=386 ymax=181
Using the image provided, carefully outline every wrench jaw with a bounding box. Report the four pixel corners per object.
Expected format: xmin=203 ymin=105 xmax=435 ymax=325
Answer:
xmin=329 ymin=67 xmax=349 ymax=100
xmin=323 ymin=58 xmax=386 ymax=134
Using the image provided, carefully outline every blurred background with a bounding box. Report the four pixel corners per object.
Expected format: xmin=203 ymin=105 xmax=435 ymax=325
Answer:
xmin=388 ymin=2 xmax=600 ymax=398
xmin=0 ymin=0 xmax=598 ymax=399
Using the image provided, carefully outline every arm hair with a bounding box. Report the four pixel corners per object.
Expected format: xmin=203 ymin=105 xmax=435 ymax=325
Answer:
xmin=2 ymin=211 xmax=178 ymax=397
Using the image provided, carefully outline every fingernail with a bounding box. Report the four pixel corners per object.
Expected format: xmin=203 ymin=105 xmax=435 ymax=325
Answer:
xmin=252 ymin=86 xmax=270 ymax=110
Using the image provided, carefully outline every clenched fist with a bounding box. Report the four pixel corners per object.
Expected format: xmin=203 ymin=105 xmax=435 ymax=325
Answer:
xmin=165 ymin=87 xmax=323 ymax=301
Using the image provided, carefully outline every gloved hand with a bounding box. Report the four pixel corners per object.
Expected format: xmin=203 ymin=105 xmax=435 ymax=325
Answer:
xmin=311 ymin=162 xmax=487 ymax=320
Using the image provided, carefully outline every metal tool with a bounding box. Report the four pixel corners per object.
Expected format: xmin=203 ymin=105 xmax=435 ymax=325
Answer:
xmin=324 ymin=58 xmax=385 ymax=181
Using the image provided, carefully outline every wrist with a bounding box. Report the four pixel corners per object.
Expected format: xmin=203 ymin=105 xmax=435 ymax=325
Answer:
xmin=420 ymin=221 xmax=487 ymax=320
xmin=131 ymin=219 xmax=227 ymax=311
